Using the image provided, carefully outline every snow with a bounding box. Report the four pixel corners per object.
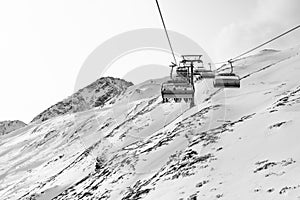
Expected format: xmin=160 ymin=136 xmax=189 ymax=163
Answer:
xmin=1 ymin=46 xmax=300 ymax=199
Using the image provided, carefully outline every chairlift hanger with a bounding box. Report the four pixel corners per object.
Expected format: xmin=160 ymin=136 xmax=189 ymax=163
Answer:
xmin=213 ymin=60 xmax=240 ymax=88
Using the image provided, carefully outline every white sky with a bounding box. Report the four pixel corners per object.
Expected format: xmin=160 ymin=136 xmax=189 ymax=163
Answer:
xmin=0 ymin=0 xmax=299 ymax=123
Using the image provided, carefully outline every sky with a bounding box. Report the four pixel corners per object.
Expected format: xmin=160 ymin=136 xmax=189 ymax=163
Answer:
xmin=0 ymin=0 xmax=299 ymax=123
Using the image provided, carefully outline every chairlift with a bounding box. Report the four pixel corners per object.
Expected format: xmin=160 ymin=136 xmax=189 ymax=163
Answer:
xmin=194 ymin=63 xmax=215 ymax=79
xmin=180 ymin=55 xmax=215 ymax=79
xmin=176 ymin=66 xmax=189 ymax=78
xmin=176 ymin=57 xmax=193 ymax=78
xmin=161 ymin=78 xmax=194 ymax=103
xmin=213 ymin=60 xmax=240 ymax=88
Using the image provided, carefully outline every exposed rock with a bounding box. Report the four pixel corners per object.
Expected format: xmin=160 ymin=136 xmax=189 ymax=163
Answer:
xmin=31 ymin=77 xmax=133 ymax=123
xmin=0 ymin=120 xmax=27 ymax=135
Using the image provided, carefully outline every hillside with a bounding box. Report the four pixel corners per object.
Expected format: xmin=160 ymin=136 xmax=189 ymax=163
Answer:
xmin=1 ymin=46 xmax=300 ymax=200
xmin=0 ymin=120 xmax=26 ymax=136
xmin=31 ymin=77 xmax=133 ymax=123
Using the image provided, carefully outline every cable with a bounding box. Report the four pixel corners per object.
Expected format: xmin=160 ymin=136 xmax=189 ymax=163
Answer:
xmin=155 ymin=0 xmax=178 ymax=65
xmin=214 ymin=24 xmax=300 ymax=71
xmin=231 ymin=24 xmax=300 ymax=61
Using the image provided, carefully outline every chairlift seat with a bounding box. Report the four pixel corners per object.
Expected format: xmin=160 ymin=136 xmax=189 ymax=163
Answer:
xmin=161 ymin=81 xmax=194 ymax=99
xmin=176 ymin=67 xmax=189 ymax=77
xmin=193 ymin=68 xmax=215 ymax=78
xmin=213 ymin=73 xmax=240 ymax=88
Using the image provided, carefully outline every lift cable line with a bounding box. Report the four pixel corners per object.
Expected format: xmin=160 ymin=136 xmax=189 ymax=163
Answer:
xmin=156 ymin=1 xmax=196 ymax=107
xmin=155 ymin=0 xmax=178 ymax=66
xmin=231 ymin=24 xmax=300 ymax=61
xmin=216 ymin=24 xmax=300 ymax=70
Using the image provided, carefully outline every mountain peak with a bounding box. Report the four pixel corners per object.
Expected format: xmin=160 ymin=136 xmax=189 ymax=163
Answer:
xmin=31 ymin=77 xmax=133 ymax=123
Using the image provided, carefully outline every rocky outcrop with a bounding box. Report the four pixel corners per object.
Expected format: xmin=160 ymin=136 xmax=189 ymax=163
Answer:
xmin=31 ymin=77 xmax=133 ymax=123
xmin=0 ymin=120 xmax=27 ymax=135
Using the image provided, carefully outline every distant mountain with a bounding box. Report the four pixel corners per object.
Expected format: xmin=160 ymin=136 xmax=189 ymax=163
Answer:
xmin=0 ymin=120 xmax=26 ymax=135
xmin=31 ymin=77 xmax=133 ymax=123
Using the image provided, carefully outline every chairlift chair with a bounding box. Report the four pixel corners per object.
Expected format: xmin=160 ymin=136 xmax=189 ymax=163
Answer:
xmin=176 ymin=66 xmax=189 ymax=78
xmin=213 ymin=73 xmax=240 ymax=88
xmin=192 ymin=59 xmax=204 ymax=75
xmin=213 ymin=61 xmax=240 ymax=88
xmin=176 ymin=57 xmax=193 ymax=78
xmin=181 ymin=55 xmax=215 ymax=79
xmin=194 ymin=63 xmax=215 ymax=79
xmin=199 ymin=70 xmax=216 ymax=79
xmin=161 ymin=79 xmax=194 ymax=103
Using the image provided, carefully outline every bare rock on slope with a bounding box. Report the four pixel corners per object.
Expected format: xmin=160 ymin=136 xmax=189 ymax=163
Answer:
xmin=0 ymin=120 xmax=27 ymax=135
xmin=31 ymin=77 xmax=133 ymax=123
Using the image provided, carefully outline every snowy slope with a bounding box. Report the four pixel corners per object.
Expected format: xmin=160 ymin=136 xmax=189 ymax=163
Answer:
xmin=1 ymin=46 xmax=300 ymax=200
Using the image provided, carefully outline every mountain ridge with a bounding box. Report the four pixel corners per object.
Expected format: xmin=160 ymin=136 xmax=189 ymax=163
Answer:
xmin=0 ymin=120 xmax=27 ymax=136
xmin=31 ymin=77 xmax=133 ymax=124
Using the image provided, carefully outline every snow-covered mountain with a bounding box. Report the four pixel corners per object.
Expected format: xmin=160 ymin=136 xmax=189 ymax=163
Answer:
xmin=0 ymin=120 xmax=26 ymax=136
xmin=31 ymin=77 xmax=133 ymax=123
xmin=1 ymin=46 xmax=300 ymax=200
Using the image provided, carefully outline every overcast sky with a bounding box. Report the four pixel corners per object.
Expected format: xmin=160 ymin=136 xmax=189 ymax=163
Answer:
xmin=0 ymin=0 xmax=299 ymax=123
